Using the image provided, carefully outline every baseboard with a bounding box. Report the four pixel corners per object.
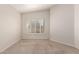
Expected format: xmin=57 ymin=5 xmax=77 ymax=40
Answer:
xmin=0 ymin=39 xmax=20 ymax=53
xmin=22 ymin=34 xmax=49 ymax=40
xmin=22 ymin=38 xmax=48 ymax=40
xmin=50 ymin=38 xmax=75 ymax=48
xmin=74 ymin=44 xmax=79 ymax=50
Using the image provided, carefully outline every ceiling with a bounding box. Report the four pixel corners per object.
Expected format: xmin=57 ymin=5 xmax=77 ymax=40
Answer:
xmin=11 ymin=4 xmax=54 ymax=13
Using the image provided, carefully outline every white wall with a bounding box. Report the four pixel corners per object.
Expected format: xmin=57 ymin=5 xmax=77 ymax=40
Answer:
xmin=0 ymin=5 xmax=21 ymax=52
xmin=50 ymin=5 xmax=74 ymax=47
xmin=74 ymin=5 xmax=79 ymax=49
xmin=22 ymin=10 xmax=50 ymax=39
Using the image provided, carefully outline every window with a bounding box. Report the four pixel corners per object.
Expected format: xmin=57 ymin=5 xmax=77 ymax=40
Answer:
xmin=27 ymin=18 xmax=44 ymax=33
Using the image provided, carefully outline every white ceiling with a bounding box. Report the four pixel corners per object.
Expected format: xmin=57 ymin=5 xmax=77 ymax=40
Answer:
xmin=11 ymin=4 xmax=54 ymax=13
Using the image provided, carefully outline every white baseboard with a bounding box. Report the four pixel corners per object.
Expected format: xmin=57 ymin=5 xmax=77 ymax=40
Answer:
xmin=0 ymin=39 xmax=20 ymax=53
xmin=50 ymin=38 xmax=75 ymax=48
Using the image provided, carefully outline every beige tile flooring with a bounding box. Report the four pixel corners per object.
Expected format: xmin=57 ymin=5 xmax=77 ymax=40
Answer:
xmin=2 ymin=39 xmax=79 ymax=54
